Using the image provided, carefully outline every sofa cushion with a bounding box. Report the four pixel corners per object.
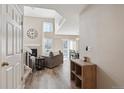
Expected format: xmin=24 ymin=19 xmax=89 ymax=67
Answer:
xmin=53 ymin=51 xmax=60 ymax=56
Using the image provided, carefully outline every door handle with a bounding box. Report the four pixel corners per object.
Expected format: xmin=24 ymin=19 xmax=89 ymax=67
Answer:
xmin=1 ymin=62 xmax=9 ymax=67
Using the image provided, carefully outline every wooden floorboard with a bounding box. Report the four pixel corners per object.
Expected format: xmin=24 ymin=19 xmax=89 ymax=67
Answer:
xmin=25 ymin=60 xmax=72 ymax=89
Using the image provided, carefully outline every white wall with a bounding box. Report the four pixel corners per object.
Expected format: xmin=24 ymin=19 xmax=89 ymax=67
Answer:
xmin=80 ymin=5 xmax=124 ymax=88
xmin=56 ymin=15 xmax=79 ymax=35
xmin=0 ymin=5 xmax=2 ymax=88
xmin=0 ymin=5 xmax=2 ymax=66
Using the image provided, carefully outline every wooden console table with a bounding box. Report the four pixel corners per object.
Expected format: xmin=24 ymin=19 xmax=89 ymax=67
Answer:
xmin=70 ymin=59 xmax=97 ymax=89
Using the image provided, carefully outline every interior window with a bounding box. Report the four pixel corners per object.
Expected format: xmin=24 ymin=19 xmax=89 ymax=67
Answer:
xmin=43 ymin=38 xmax=53 ymax=55
xmin=43 ymin=22 xmax=53 ymax=32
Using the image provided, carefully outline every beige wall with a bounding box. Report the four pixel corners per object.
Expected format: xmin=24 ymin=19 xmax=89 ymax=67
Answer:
xmin=24 ymin=16 xmax=79 ymax=55
xmin=43 ymin=18 xmax=79 ymax=52
xmin=23 ymin=16 xmax=43 ymax=56
xmin=24 ymin=16 xmax=43 ymax=45
xmin=24 ymin=16 xmax=56 ymax=55
xmin=53 ymin=35 xmax=79 ymax=52
xmin=80 ymin=5 xmax=124 ymax=88
xmin=53 ymin=38 xmax=63 ymax=52
xmin=44 ymin=32 xmax=79 ymax=52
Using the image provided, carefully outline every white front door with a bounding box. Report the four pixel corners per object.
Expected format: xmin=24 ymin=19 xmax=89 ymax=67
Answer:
xmin=0 ymin=4 xmax=24 ymax=89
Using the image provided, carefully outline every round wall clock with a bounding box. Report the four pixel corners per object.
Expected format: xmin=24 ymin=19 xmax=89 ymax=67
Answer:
xmin=27 ymin=28 xmax=38 ymax=39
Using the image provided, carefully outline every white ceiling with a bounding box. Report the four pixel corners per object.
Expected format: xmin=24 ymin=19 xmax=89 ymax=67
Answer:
xmin=24 ymin=6 xmax=65 ymax=33
xmin=24 ymin=4 xmax=87 ymax=35
xmin=24 ymin=6 xmax=61 ymax=18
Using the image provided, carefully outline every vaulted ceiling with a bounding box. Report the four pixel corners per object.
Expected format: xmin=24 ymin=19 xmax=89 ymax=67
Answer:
xmin=24 ymin=4 xmax=87 ymax=35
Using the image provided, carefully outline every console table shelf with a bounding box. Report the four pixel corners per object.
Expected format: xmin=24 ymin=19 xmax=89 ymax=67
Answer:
xmin=70 ymin=59 xmax=97 ymax=89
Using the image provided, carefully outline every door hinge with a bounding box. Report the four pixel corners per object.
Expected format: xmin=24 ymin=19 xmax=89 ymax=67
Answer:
xmin=21 ymin=49 xmax=23 ymax=53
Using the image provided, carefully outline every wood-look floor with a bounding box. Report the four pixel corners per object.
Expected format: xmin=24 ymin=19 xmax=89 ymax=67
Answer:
xmin=25 ymin=60 xmax=72 ymax=89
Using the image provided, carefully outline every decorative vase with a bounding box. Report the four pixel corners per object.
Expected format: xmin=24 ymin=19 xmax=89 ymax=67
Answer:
xmin=83 ymin=57 xmax=88 ymax=62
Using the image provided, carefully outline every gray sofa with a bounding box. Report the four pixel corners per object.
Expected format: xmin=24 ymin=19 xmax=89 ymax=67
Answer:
xmin=44 ymin=51 xmax=63 ymax=68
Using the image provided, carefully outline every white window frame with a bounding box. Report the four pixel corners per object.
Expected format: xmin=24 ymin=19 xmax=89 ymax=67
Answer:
xmin=43 ymin=22 xmax=53 ymax=32
xmin=43 ymin=38 xmax=53 ymax=55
